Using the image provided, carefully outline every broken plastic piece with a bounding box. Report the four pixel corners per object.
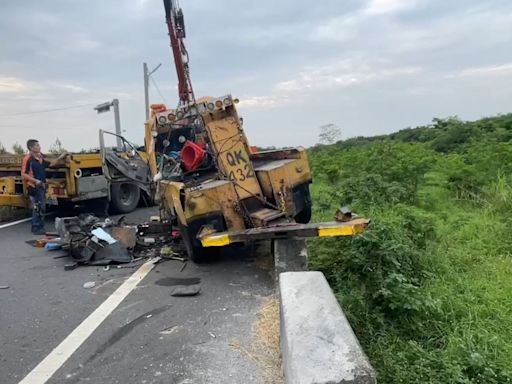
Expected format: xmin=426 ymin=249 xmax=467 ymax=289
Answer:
xmin=91 ymin=228 xmax=117 ymax=245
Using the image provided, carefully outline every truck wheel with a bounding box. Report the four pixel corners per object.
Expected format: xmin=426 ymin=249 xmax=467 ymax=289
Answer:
xmin=178 ymin=221 xmax=218 ymax=263
xmin=110 ymin=183 xmax=140 ymax=214
xmin=295 ymin=205 xmax=312 ymax=224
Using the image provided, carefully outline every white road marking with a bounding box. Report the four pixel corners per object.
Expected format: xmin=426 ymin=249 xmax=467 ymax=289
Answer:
xmin=0 ymin=213 xmax=53 ymax=230
xmin=0 ymin=217 xmax=32 ymax=229
xmin=18 ymin=259 xmax=157 ymax=384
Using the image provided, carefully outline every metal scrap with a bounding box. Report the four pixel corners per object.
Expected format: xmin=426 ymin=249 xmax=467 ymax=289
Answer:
xmin=55 ymin=214 xmax=131 ymax=267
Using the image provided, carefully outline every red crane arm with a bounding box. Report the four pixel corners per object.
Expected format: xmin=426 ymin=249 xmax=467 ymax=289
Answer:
xmin=163 ymin=0 xmax=194 ymax=105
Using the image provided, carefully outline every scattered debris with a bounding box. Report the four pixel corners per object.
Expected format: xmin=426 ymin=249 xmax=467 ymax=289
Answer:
xmin=83 ymin=281 xmax=96 ymax=289
xmin=115 ymin=264 xmax=141 ymax=269
xmin=208 ymin=332 xmax=217 ymax=339
xmin=170 ymin=284 xmax=201 ymax=297
xmin=29 ymin=213 xmax=186 ymax=270
xmin=169 ymin=256 xmax=186 ymax=262
xmin=335 ymin=206 xmax=355 ymax=222
xmin=55 ymin=214 xmax=132 ymax=267
xmin=64 ymin=262 xmax=78 ymax=271
xmin=90 ymin=228 xmax=116 ymax=244
xmin=155 ymin=277 xmax=200 ymax=286
xmin=111 ymin=226 xmax=137 ymax=249
xmin=45 ymin=242 xmax=62 ymax=251
xmin=0 ymin=285 xmax=9 ymax=289
xmin=150 ymin=256 xmax=164 ymax=265
xmin=160 ymin=325 xmax=179 ymax=335
xmin=160 ymin=246 xmax=173 ymax=256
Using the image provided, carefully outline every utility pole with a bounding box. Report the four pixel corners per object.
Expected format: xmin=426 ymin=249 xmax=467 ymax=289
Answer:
xmin=143 ymin=63 xmax=150 ymax=120
xmin=143 ymin=62 xmax=162 ymax=120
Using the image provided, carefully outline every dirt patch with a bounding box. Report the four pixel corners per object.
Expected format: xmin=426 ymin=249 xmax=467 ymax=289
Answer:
xmin=232 ymin=297 xmax=283 ymax=384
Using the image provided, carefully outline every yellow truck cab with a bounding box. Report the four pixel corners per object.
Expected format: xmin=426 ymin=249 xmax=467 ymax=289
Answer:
xmin=0 ymin=146 xmax=151 ymax=214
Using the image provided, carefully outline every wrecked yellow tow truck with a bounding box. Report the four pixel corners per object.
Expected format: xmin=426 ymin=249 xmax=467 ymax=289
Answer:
xmin=141 ymin=97 xmax=368 ymax=262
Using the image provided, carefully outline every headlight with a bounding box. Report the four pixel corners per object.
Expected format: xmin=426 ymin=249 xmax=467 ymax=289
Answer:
xmin=167 ymin=113 xmax=175 ymax=121
xmin=215 ymin=100 xmax=223 ymax=108
xmin=176 ymin=110 xmax=185 ymax=120
xmin=158 ymin=116 xmax=167 ymax=124
xmin=207 ymin=102 xmax=215 ymax=111
xmin=223 ymin=97 xmax=232 ymax=106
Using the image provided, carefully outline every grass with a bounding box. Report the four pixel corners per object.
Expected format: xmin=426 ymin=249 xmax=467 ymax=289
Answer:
xmin=307 ymin=163 xmax=512 ymax=383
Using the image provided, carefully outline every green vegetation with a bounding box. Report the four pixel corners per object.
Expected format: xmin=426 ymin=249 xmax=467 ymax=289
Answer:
xmin=308 ymin=114 xmax=512 ymax=383
xmin=12 ymin=142 xmax=25 ymax=155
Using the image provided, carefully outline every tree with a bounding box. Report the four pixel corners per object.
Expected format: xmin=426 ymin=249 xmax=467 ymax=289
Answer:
xmin=48 ymin=137 xmax=67 ymax=155
xmin=318 ymin=123 xmax=342 ymax=145
xmin=12 ymin=142 xmax=25 ymax=155
xmin=0 ymin=142 xmax=6 ymax=154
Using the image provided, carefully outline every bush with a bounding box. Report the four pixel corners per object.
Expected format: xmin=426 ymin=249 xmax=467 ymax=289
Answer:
xmin=307 ymin=113 xmax=512 ymax=383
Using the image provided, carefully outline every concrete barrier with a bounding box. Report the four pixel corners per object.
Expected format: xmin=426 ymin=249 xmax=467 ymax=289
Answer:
xmin=279 ymin=271 xmax=376 ymax=384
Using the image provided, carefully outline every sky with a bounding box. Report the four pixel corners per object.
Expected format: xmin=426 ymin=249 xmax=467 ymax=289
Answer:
xmin=1 ymin=0 xmax=512 ymax=151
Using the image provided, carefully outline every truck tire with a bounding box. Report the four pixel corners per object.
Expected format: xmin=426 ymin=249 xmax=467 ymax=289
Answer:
xmin=110 ymin=183 xmax=140 ymax=214
xmin=294 ymin=206 xmax=312 ymax=224
xmin=178 ymin=220 xmax=219 ymax=263
xmin=293 ymin=183 xmax=312 ymax=224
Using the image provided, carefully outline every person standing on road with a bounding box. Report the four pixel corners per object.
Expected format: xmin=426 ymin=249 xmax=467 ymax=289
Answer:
xmin=21 ymin=139 xmax=69 ymax=235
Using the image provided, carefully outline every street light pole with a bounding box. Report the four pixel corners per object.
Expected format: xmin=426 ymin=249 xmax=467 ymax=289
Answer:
xmin=94 ymin=99 xmax=123 ymax=151
xmin=112 ymin=99 xmax=122 ymax=151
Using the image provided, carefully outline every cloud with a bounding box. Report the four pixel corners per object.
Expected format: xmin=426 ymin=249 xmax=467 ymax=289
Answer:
xmin=274 ymin=62 xmax=421 ymax=93
xmin=0 ymin=77 xmax=31 ymax=93
xmin=238 ymin=95 xmax=293 ymax=111
xmin=239 ymin=59 xmax=421 ymax=111
xmin=363 ymin=0 xmax=419 ymax=15
xmin=454 ymin=63 xmax=512 ymax=78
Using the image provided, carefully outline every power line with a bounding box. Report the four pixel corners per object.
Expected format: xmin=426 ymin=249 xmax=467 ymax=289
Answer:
xmin=150 ymin=76 xmax=168 ymax=104
xmin=0 ymin=103 xmax=96 ymax=117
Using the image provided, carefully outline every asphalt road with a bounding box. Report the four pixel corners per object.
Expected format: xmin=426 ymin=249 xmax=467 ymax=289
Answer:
xmin=0 ymin=208 xmax=279 ymax=384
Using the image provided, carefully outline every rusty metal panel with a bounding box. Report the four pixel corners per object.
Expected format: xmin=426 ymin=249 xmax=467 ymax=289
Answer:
xmin=206 ymin=117 xmax=262 ymax=200
xmin=183 ymin=179 xmax=245 ymax=231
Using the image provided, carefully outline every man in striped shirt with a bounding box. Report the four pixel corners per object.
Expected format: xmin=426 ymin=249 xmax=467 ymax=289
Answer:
xmin=21 ymin=139 xmax=68 ymax=235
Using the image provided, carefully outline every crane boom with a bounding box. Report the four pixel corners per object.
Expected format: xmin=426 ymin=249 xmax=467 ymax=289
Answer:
xmin=163 ymin=0 xmax=194 ymax=105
